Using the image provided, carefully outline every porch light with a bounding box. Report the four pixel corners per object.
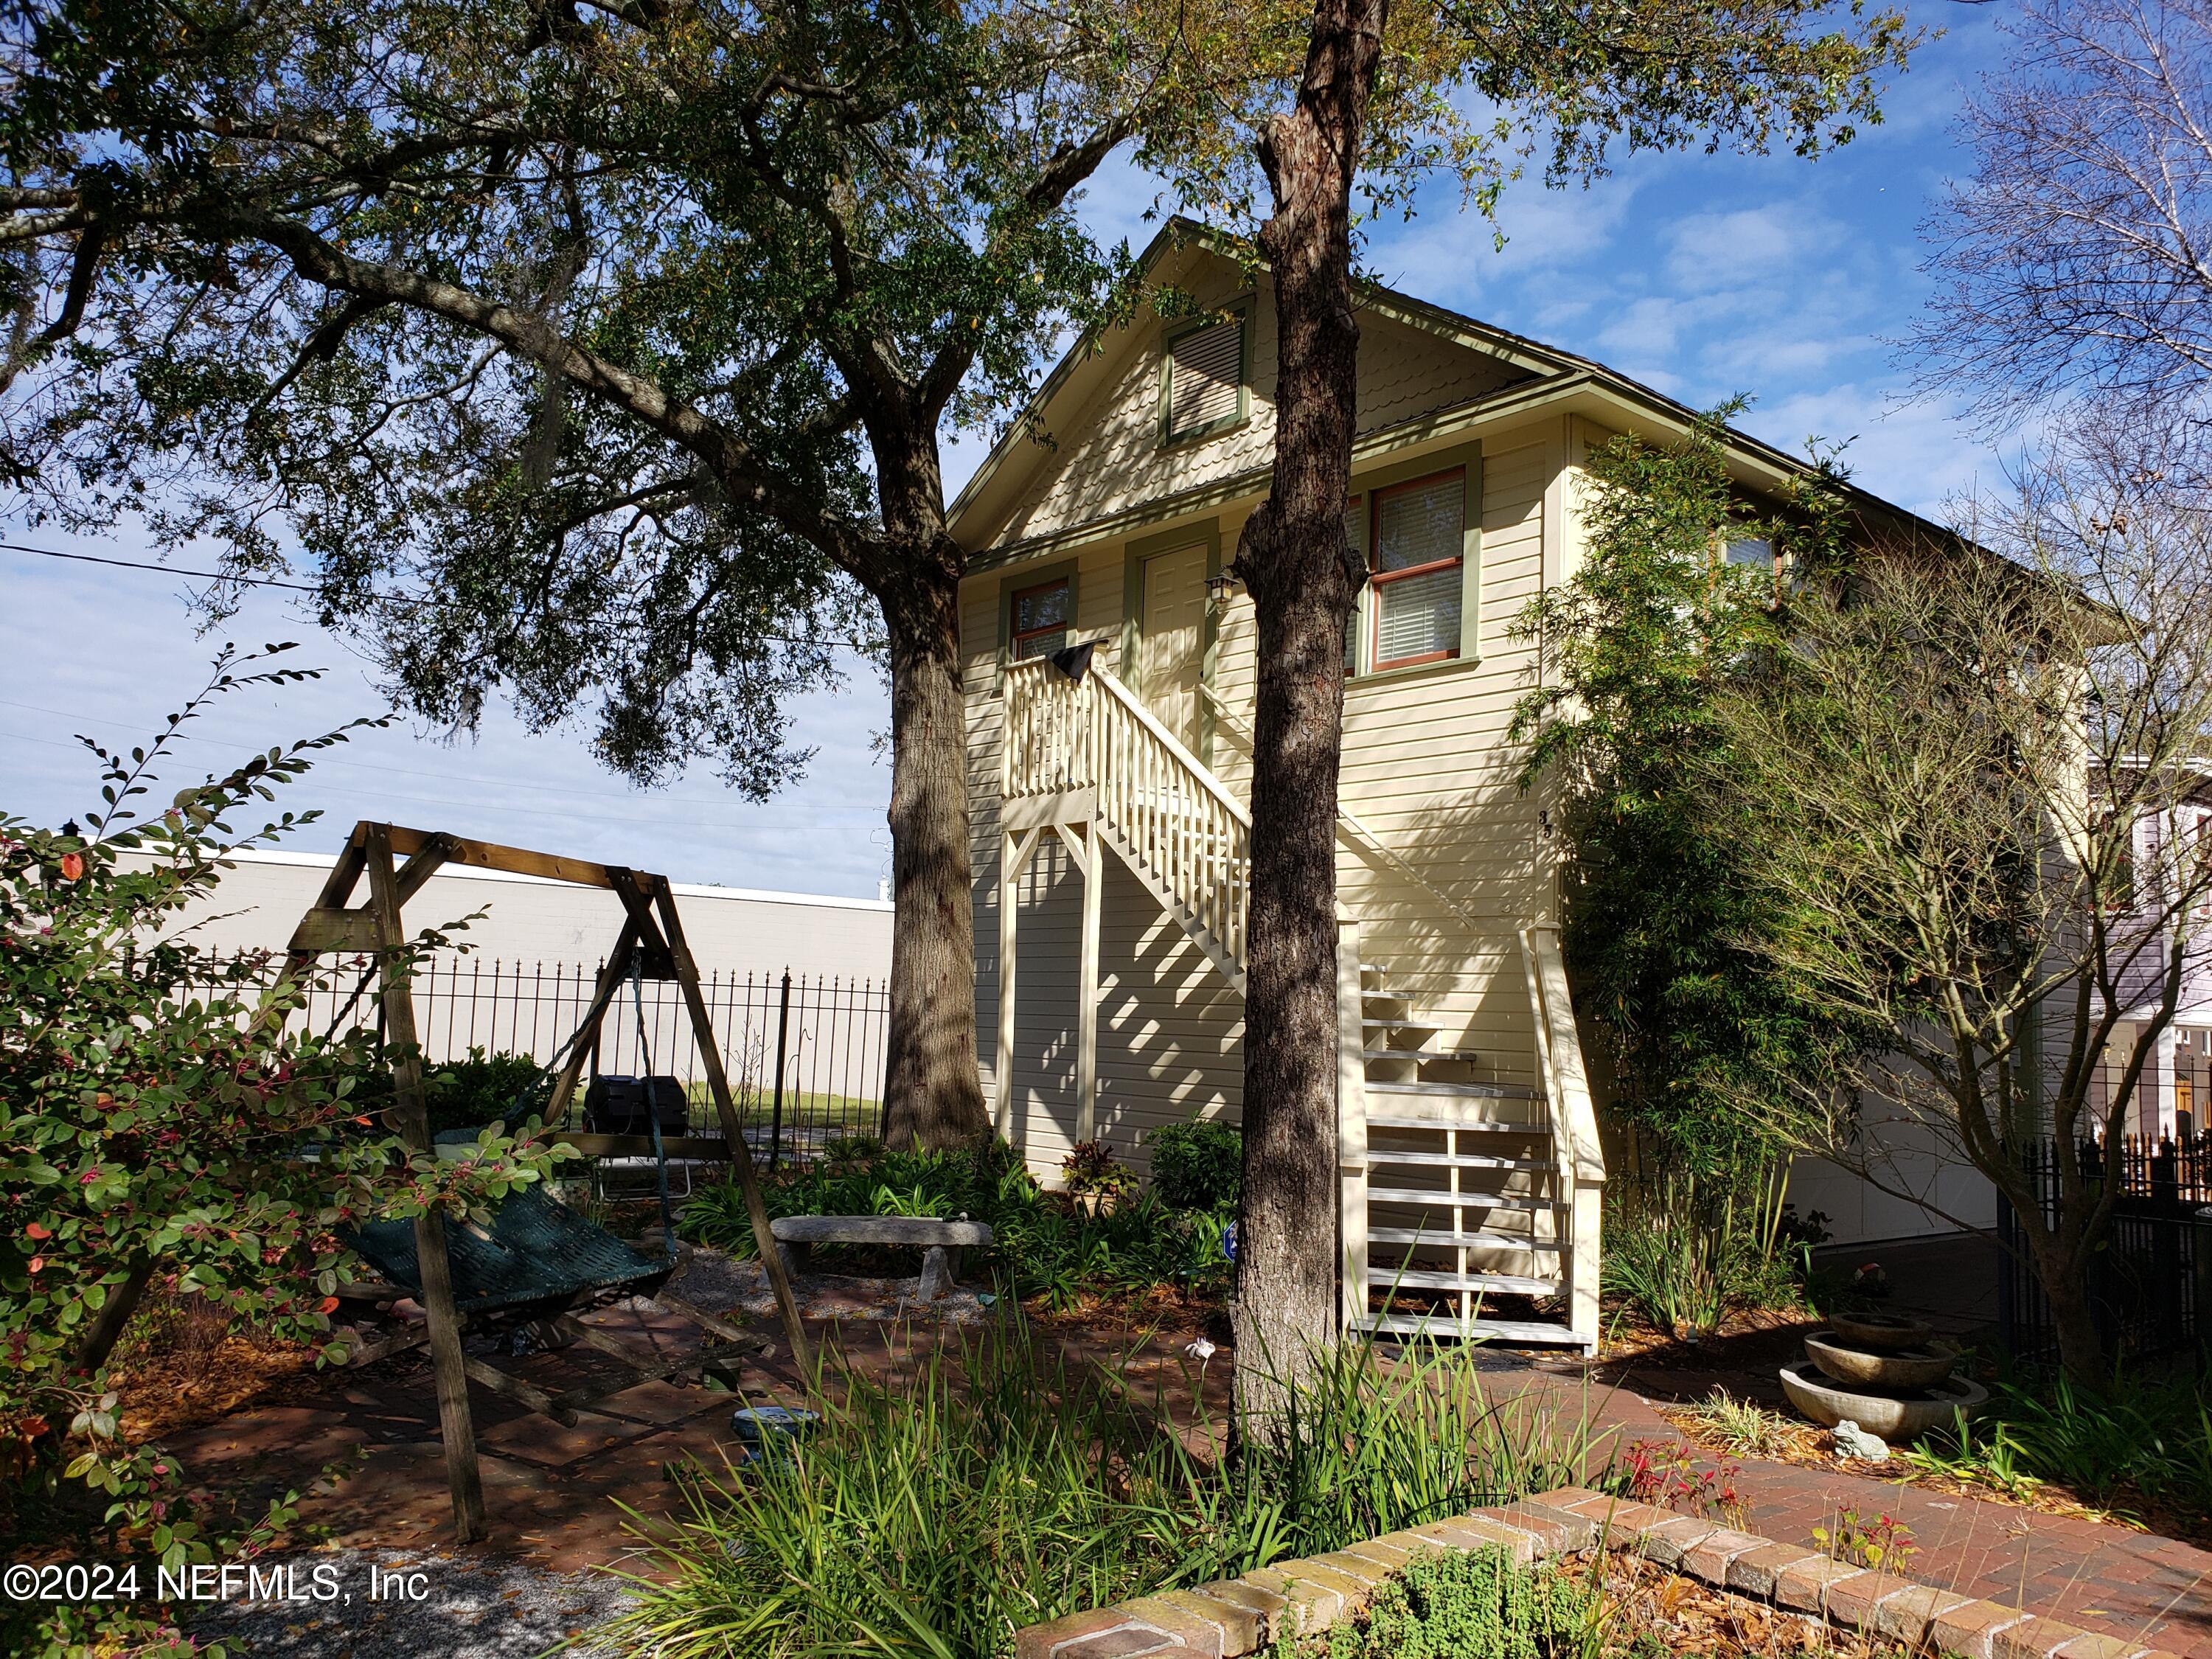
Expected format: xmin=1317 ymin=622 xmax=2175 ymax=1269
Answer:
xmin=1205 ymin=571 xmax=1239 ymax=604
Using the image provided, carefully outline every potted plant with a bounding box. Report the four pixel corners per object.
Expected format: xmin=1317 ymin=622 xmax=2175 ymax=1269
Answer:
xmin=1061 ymin=1141 xmax=1135 ymax=1217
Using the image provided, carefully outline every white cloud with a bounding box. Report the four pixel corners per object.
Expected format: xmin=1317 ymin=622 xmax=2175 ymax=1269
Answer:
xmin=1593 ymin=296 xmax=1695 ymax=364
xmin=1663 ymin=204 xmax=1836 ymax=293
xmin=1743 ymin=383 xmax=1999 ymax=518
xmin=1369 ymin=178 xmax=1645 ymax=313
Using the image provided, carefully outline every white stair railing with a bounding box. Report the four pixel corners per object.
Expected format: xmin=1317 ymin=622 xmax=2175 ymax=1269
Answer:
xmin=1520 ymin=923 xmax=1607 ymax=1353
xmin=1004 ymin=656 xmax=1252 ymax=973
xmin=1001 ymin=656 xmax=1604 ymax=1352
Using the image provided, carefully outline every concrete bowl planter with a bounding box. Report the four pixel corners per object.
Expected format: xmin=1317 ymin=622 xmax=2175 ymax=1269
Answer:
xmin=1803 ymin=1330 xmax=1961 ymax=1393
xmin=1825 ymin=1310 xmax=1933 ymax=1352
xmin=1779 ymin=1357 xmax=1986 ymax=1440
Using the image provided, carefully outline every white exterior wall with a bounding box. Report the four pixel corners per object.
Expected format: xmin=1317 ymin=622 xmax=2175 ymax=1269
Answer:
xmin=122 ymin=847 xmax=894 ymax=984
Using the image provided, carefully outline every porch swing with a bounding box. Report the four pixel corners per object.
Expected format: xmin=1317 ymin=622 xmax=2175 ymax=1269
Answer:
xmin=279 ymin=823 xmax=812 ymax=1543
xmin=344 ymin=944 xmax=683 ymax=1324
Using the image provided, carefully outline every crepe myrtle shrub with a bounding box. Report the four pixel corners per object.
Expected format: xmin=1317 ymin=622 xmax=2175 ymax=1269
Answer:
xmin=0 ymin=647 xmax=569 ymax=1656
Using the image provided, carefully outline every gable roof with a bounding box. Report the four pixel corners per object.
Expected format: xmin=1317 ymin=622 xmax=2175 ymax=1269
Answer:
xmin=949 ymin=216 xmax=1967 ymax=569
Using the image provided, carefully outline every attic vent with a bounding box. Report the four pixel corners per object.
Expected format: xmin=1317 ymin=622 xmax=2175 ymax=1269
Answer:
xmin=1164 ymin=314 xmax=1244 ymax=441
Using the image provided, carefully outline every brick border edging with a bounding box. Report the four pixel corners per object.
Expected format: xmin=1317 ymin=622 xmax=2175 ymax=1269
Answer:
xmin=1012 ymin=1488 xmax=2183 ymax=1659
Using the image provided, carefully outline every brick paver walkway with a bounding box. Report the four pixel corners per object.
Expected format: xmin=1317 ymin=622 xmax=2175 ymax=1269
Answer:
xmin=151 ymin=1290 xmax=2212 ymax=1655
xmin=1548 ymin=1363 xmax=2212 ymax=1658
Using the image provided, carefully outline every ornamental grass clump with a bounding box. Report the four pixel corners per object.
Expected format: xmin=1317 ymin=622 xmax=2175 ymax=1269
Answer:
xmin=1183 ymin=1329 xmax=1604 ymax=1582
xmin=606 ymin=1316 xmax=1609 ymax=1659
xmin=1904 ymin=1368 xmax=2212 ymax=1524
xmin=603 ymin=1319 xmax=1195 ymax=1659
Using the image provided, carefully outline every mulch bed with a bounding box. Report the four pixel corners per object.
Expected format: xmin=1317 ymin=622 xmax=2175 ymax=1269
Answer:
xmin=113 ymin=1324 xmax=337 ymax=1446
xmin=1591 ymin=1552 xmax=1913 ymax=1658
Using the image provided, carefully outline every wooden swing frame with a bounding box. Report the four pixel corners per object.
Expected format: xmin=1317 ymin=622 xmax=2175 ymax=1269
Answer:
xmin=280 ymin=821 xmax=812 ymax=1543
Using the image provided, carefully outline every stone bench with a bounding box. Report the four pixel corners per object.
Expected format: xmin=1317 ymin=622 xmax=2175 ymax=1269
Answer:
xmin=769 ymin=1214 xmax=994 ymax=1300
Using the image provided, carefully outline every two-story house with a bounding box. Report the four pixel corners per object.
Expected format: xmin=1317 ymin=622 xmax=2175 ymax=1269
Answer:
xmin=946 ymin=222 xmax=1966 ymax=1350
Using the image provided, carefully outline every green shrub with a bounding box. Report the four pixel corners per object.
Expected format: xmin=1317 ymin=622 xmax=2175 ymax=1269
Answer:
xmin=1314 ymin=1547 xmax=1592 ymax=1659
xmin=341 ymin=1046 xmax=547 ymax=1138
xmin=1149 ymin=1119 xmax=1242 ymax=1213
xmin=1061 ymin=1138 xmax=1136 ymax=1201
xmin=676 ymin=1141 xmax=1232 ymax=1308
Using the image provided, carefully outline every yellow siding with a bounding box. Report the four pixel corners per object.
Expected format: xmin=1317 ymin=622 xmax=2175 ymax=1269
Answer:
xmin=967 ymin=536 xmax=1245 ymax=1177
xmin=995 ymin=282 xmax=1523 ymax=549
xmin=963 ymin=264 xmax=1587 ymax=1177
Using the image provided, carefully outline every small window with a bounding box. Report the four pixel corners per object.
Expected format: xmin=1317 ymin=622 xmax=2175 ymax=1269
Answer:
xmin=1163 ymin=313 xmax=1245 ymax=442
xmin=1012 ymin=578 xmax=1071 ymax=661
xmin=1370 ymin=470 xmax=1465 ymax=670
xmin=1724 ymin=536 xmax=1774 ymax=568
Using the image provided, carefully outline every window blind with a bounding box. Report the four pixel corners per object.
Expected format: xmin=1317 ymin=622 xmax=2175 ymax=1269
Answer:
xmin=1167 ymin=317 xmax=1242 ymax=437
xmin=1371 ymin=472 xmax=1464 ymax=667
xmin=1375 ymin=565 xmax=1462 ymax=665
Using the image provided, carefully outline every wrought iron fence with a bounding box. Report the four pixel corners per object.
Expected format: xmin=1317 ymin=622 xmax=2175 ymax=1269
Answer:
xmin=1997 ymin=1130 xmax=2212 ymax=1368
xmin=213 ymin=949 xmax=891 ymax=1160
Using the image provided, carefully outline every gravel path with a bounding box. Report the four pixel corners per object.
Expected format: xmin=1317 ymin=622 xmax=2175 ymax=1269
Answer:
xmin=187 ymin=1545 xmax=637 ymax=1658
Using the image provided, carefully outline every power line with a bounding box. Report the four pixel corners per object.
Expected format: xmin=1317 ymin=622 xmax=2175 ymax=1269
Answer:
xmin=0 ymin=724 xmax=883 ymax=834
xmin=0 ymin=697 xmax=880 ymax=806
xmin=0 ymin=540 xmax=887 ymax=652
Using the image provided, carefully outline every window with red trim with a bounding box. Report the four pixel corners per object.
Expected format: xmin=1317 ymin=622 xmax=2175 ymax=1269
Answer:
xmin=1011 ymin=578 xmax=1071 ymax=661
xmin=1369 ymin=470 xmax=1465 ymax=669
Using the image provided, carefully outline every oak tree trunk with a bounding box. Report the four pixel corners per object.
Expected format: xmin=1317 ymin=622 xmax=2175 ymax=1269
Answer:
xmin=870 ymin=422 xmax=991 ymax=1151
xmin=1230 ymin=0 xmax=1388 ymax=1408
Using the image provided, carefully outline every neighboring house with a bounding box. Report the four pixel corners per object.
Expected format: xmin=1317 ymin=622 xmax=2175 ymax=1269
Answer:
xmin=948 ymin=222 xmax=1984 ymax=1351
xmin=1790 ymin=791 xmax=2212 ymax=1248
xmin=2099 ymin=795 xmax=2212 ymax=1140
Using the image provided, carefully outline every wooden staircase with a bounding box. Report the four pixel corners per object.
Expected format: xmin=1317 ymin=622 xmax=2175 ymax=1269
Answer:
xmin=997 ymin=653 xmax=1601 ymax=1351
xmin=1351 ymin=960 xmax=1581 ymax=1346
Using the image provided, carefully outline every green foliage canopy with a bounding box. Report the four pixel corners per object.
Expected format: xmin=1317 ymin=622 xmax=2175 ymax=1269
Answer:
xmin=0 ymin=0 xmax=1205 ymax=782
xmin=1512 ymin=413 xmax=1875 ymax=1172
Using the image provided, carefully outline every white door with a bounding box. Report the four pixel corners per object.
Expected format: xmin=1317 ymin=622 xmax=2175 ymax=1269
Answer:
xmin=1141 ymin=546 xmax=1208 ymax=752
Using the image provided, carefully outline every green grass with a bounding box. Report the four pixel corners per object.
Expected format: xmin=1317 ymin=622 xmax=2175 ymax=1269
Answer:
xmin=678 ymin=1082 xmax=880 ymax=1136
xmin=603 ymin=1316 xmax=1611 ymax=1659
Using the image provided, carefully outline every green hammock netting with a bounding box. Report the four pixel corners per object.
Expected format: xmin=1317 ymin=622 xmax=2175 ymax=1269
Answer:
xmin=343 ymin=948 xmax=683 ymax=1320
xmin=346 ymin=1186 xmax=671 ymax=1318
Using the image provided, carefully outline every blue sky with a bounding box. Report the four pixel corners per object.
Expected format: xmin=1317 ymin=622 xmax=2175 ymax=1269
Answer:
xmin=0 ymin=3 xmax=2011 ymax=902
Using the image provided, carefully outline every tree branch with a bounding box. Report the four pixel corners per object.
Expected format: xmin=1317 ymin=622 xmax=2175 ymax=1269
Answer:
xmin=215 ymin=206 xmax=872 ymax=573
